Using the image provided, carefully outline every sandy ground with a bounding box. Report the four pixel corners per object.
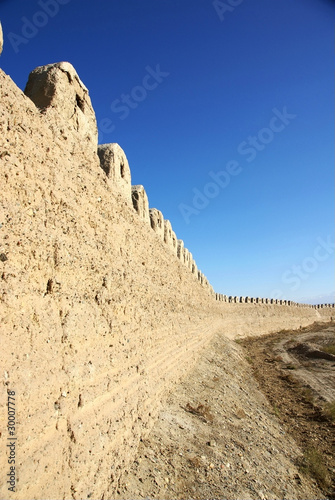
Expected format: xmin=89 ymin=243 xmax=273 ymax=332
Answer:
xmin=114 ymin=324 xmax=335 ymax=500
xmin=242 ymin=322 xmax=335 ymax=499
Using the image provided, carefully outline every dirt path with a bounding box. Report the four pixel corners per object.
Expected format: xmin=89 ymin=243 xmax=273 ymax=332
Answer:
xmin=269 ymin=328 xmax=335 ymax=404
xmin=241 ymin=322 xmax=335 ymax=499
xmin=115 ymin=326 xmax=332 ymax=500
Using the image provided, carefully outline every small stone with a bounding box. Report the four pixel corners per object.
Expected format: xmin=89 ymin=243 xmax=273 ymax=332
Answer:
xmin=207 ymin=440 xmax=216 ymax=447
xmin=0 ymin=253 xmax=8 ymax=262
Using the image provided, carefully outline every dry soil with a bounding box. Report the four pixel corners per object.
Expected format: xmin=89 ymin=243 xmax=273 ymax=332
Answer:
xmin=115 ymin=322 xmax=335 ymax=500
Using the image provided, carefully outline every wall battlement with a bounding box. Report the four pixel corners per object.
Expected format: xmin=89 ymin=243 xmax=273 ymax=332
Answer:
xmin=13 ymin=58 xmax=220 ymax=295
xmin=9 ymin=55 xmax=325 ymax=305
xmin=215 ymin=294 xmax=334 ymax=308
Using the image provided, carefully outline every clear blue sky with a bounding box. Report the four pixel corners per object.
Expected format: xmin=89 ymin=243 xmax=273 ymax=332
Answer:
xmin=1 ymin=0 xmax=334 ymax=303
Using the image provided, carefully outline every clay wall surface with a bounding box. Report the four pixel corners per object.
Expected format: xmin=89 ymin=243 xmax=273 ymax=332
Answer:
xmin=163 ymin=219 xmax=177 ymax=256
xmin=131 ymin=185 xmax=150 ymax=225
xmin=0 ymin=61 xmax=333 ymax=500
xmin=149 ymin=208 xmax=165 ymax=241
xmin=98 ymin=143 xmax=132 ymax=204
xmin=0 ymin=65 xmax=221 ymax=500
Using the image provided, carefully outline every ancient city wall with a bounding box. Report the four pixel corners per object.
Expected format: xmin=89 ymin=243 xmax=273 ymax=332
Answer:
xmin=0 ymin=49 xmax=333 ymax=500
xmin=215 ymin=294 xmax=335 ymax=309
xmin=0 ymin=61 xmax=222 ymax=500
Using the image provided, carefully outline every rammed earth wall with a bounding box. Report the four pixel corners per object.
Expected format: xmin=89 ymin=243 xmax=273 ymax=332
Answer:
xmin=0 ymin=55 xmax=333 ymax=500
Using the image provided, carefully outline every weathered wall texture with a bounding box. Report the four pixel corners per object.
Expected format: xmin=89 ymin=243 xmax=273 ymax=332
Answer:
xmin=163 ymin=219 xmax=177 ymax=255
xmin=0 ymin=59 xmax=334 ymax=500
xmin=131 ymin=184 xmax=150 ymax=225
xmin=149 ymin=208 xmax=164 ymax=241
xmin=97 ymin=143 xmax=131 ymax=204
xmin=24 ymin=62 xmax=98 ymax=156
xmin=216 ymin=302 xmax=333 ymax=340
xmin=0 ymin=63 xmax=221 ymax=500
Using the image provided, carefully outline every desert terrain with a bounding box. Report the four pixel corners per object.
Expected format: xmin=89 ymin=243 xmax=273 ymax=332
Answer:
xmin=116 ymin=322 xmax=335 ymax=500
